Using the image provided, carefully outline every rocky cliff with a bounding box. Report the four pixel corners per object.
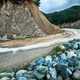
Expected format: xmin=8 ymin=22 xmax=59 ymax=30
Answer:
xmin=0 ymin=1 xmax=46 ymax=37
xmin=0 ymin=1 xmax=60 ymax=39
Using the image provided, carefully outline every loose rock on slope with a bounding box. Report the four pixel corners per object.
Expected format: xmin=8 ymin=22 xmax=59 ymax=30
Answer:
xmin=0 ymin=1 xmax=46 ymax=37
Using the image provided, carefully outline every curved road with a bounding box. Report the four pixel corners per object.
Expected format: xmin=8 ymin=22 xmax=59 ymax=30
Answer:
xmin=0 ymin=28 xmax=80 ymax=69
xmin=0 ymin=28 xmax=80 ymax=53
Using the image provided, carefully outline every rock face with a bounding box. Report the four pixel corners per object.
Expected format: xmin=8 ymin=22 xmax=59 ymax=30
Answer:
xmin=61 ymin=20 xmax=80 ymax=29
xmin=0 ymin=1 xmax=46 ymax=37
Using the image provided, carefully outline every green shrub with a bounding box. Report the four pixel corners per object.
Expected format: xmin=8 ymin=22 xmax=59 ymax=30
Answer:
xmin=51 ymin=45 xmax=65 ymax=55
xmin=33 ymin=0 xmax=40 ymax=5
xmin=15 ymin=35 xmax=32 ymax=40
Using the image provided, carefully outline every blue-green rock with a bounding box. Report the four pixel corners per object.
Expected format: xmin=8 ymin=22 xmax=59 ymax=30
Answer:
xmin=16 ymin=77 xmax=27 ymax=80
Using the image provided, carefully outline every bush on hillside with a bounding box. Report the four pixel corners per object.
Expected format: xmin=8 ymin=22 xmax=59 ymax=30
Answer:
xmin=33 ymin=0 xmax=40 ymax=5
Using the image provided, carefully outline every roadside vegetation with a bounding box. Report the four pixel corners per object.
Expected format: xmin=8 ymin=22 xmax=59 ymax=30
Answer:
xmin=15 ymin=35 xmax=33 ymax=40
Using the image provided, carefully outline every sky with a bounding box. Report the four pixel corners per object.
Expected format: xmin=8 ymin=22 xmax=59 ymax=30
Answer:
xmin=39 ymin=0 xmax=80 ymax=14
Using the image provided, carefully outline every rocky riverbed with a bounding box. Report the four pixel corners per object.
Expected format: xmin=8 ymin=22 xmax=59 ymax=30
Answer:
xmin=0 ymin=39 xmax=80 ymax=80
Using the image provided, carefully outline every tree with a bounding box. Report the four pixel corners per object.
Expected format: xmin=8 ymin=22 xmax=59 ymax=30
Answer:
xmin=33 ymin=0 xmax=40 ymax=5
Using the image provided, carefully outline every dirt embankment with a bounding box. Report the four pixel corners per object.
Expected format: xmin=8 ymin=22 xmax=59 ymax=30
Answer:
xmin=0 ymin=0 xmax=61 ymax=37
xmin=25 ymin=1 xmax=61 ymax=34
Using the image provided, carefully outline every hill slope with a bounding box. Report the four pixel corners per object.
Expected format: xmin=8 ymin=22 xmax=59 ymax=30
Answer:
xmin=0 ymin=0 xmax=60 ymax=39
xmin=44 ymin=6 xmax=80 ymax=25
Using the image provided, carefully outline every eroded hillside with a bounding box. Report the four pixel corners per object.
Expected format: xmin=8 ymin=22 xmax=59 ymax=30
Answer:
xmin=0 ymin=0 xmax=61 ymax=39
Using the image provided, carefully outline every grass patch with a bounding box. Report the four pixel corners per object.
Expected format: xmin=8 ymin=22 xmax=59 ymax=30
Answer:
xmin=15 ymin=35 xmax=33 ymax=40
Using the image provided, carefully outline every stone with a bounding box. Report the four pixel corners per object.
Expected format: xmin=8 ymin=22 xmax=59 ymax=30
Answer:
xmin=77 ymin=61 xmax=80 ymax=68
xmin=16 ymin=77 xmax=27 ymax=80
xmin=63 ymin=43 xmax=72 ymax=49
xmin=77 ymin=42 xmax=80 ymax=49
xmin=58 ymin=54 xmax=68 ymax=66
xmin=35 ymin=57 xmax=45 ymax=65
xmin=68 ymin=57 xmax=79 ymax=67
xmin=7 ymin=35 xmax=15 ymax=40
xmin=11 ymin=77 xmax=16 ymax=80
xmin=57 ymin=75 xmax=63 ymax=80
xmin=73 ymin=69 xmax=80 ymax=79
xmin=60 ymin=53 xmax=67 ymax=60
xmin=33 ymin=65 xmax=47 ymax=79
xmin=60 ymin=45 xmax=65 ymax=50
xmin=33 ymin=71 xmax=45 ymax=79
xmin=0 ymin=72 xmax=14 ymax=78
xmin=73 ymin=42 xmax=79 ymax=49
xmin=66 ymin=50 xmax=77 ymax=58
xmin=55 ymin=64 xmax=71 ymax=79
xmin=26 ymin=71 xmax=34 ymax=79
xmin=77 ymin=52 xmax=80 ymax=59
xmin=16 ymin=70 xmax=28 ymax=80
xmin=47 ymin=67 xmax=57 ymax=80
xmin=0 ymin=77 xmax=10 ymax=80
xmin=52 ymin=61 xmax=58 ymax=67
xmin=65 ymin=78 xmax=71 ymax=80
xmin=28 ymin=62 xmax=36 ymax=71
xmin=0 ymin=35 xmax=8 ymax=40
xmin=59 ymin=59 xmax=68 ymax=66
xmin=53 ymin=56 xmax=59 ymax=63
xmin=35 ymin=65 xmax=47 ymax=74
xmin=66 ymin=68 xmax=72 ymax=75
xmin=16 ymin=70 xmax=27 ymax=77
xmin=45 ymin=56 xmax=53 ymax=67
